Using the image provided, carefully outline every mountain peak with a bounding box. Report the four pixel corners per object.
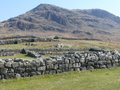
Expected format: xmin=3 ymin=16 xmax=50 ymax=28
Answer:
xmin=1 ymin=4 xmax=120 ymax=41
xmin=31 ymin=4 xmax=65 ymax=12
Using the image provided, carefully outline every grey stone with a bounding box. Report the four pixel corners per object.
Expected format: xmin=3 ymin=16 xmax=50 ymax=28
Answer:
xmin=15 ymin=73 xmax=21 ymax=78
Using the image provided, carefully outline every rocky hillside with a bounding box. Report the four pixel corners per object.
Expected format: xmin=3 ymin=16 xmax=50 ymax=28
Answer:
xmin=0 ymin=4 xmax=120 ymax=40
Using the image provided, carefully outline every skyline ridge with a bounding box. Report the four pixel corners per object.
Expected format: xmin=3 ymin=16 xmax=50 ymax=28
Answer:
xmin=0 ymin=0 xmax=119 ymax=21
xmin=1 ymin=3 xmax=120 ymax=21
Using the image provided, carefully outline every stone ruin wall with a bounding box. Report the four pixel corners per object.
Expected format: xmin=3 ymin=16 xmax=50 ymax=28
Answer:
xmin=0 ymin=49 xmax=120 ymax=80
xmin=0 ymin=37 xmax=58 ymax=45
xmin=0 ymin=48 xmax=82 ymax=57
xmin=0 ymin=49 xmax=20 ymax=57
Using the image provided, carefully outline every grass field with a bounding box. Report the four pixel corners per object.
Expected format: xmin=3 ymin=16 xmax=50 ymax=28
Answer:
xmin=1 ymin=39 xmax=120 ymax=90
xmin=0 ymin=39 xmax=120 ymax=50
xmin=0 ymin=67 xmax=120 ymax=90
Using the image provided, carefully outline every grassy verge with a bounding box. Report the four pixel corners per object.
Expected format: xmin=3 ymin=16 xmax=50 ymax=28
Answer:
xmin=0 ymin=67 xmax=120 ymax=90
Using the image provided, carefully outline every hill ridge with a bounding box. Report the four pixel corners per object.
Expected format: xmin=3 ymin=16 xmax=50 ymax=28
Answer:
xmin=0 ymin=4 xmax=120 ymax=41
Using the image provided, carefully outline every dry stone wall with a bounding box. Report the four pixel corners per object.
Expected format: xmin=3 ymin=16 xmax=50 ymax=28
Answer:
xmin=0 ymin=38 xmax=57 ymax=45
xmin=0 ymin=49 xmax=120 ymax=80
xmin=0 ymin=49 xmax=20 ymax=56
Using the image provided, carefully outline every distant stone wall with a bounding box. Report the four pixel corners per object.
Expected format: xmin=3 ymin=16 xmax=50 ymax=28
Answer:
xmin=0 ymin=38 xmax=58 ymax=45
xmin=21 ymin=48 xmax=86 ymax=55
xmin=0 ymin=48 xmax=85 ymax=57
xmin=0 ymin=49 xmax=20 ymax=57
xmin=0 ymin=49 xmax=120 ymax=80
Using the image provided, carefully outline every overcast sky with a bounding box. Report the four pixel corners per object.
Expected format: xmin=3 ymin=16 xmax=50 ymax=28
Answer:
xmin=0 ymin=0 xmax=119 ymax=21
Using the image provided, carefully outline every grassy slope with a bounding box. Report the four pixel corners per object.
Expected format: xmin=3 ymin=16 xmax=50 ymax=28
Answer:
xmin=0 ymin=68 xmax=120 ymax=90
xmin=61 ymin=39 xmax=120 ymax=50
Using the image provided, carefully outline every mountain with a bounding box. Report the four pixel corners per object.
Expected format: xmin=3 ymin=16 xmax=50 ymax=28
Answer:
xmin=0 ymin=4 xmax=120 ymax=41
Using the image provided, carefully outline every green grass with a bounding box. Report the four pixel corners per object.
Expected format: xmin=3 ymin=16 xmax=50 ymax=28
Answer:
xmin=0 ymin=53 xmax=35 ymax=60
xmin=0 ymin=41 xmax=58 ymax=49
xmin=1 ymin=39 xmax=120 ymax=90
xmin=1 ymin=67 xmax=120 ymax=90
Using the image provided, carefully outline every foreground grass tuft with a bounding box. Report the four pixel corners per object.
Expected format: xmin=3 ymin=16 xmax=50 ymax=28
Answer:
xmin=1 ymin=68 xmax=120 ymax=90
